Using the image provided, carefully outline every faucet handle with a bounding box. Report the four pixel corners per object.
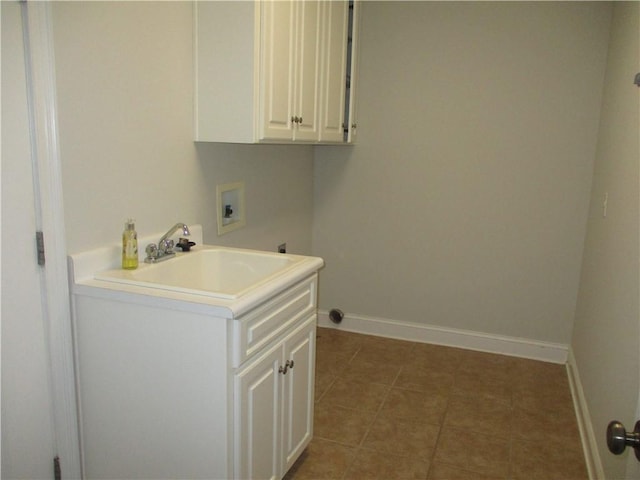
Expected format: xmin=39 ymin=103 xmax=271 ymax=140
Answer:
xmin=176 ymin=238 xmax=196 ymax=252
xmin=159 ymin=238 xmax=174 ymax=255
xmin=145 ymin=243 xmax=158 ymax=260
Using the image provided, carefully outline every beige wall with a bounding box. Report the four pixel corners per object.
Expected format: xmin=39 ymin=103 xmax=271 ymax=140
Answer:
xmin=52 ymin=1 xmax=314 ymax=256
xmin=52 ymin=1 xmax=620 ymax=349
xmin=571 ymin=2 xmax=640 ymax=478
xmin=313 ymin=2 xmax=612 ymax=344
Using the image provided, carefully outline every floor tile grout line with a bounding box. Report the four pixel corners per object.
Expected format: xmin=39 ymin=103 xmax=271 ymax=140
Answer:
xmin=322 ymin=337 xmax=380 ymax=480
xmin=508 ymin=381 xmax=516 ymax=480
xmin=342 ymin=336 xmax=420 ymax=478
xmin=339 ymin=362 xmax=404 ymax=480
xmin=314 ymin=374 xmax=337 ymax=405
xmin=424 ymin=354 xmax=461 ymax=480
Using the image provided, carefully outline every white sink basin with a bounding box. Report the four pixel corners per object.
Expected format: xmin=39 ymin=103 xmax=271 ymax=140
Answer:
xmin=94 ymin=247 xmax=303 ymax=299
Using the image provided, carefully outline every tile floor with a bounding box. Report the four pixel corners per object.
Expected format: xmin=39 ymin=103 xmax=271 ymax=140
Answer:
xmin=285 ymin=327 xmax=588 ymax=480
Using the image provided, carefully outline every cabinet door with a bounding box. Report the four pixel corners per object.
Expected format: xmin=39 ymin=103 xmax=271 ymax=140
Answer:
xmin=345 ymin=0 xmax=360 ymax=143
xmin=292 ymin=0 xmax=321 ymax=141
xmin=282 ymin=316 xmax=316 ymax=473
xmin=260 ymin=0 xmax=295 ymax=141
xmin=318 ymin=0 xmax=349 ymax=142
xmin=234 ymin=342 xmax=282 ymax=480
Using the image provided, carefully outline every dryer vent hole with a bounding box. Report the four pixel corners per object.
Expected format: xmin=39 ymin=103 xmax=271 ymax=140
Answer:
xmin=329 ymin=308 xmax=344 ymax=324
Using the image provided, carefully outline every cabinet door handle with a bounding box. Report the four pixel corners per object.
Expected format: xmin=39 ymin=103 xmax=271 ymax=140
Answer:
xmin=279 ymin=360 xmax=295 ymax=375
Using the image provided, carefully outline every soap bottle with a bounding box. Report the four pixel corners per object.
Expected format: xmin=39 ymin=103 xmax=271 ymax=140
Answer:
xmin=122 ymin=219 xmax=138 ymax=270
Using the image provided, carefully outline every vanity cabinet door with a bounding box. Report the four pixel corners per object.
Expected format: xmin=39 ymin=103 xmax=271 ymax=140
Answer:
xmin=234 ymin=342 xmax=282 ymax=480
xmin=282 ymin=316 xmax=316 ymax=473
xmin=234 ymin=314 xmax=316 ymax=480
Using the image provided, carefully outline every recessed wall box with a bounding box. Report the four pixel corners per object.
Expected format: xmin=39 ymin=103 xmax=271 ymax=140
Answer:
xmin=216 ymin=182 xmax=246 ymax=235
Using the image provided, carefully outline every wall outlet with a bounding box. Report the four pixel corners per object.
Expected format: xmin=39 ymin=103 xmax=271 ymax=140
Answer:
xmin=278 ymin=243 xmax=287 ymax=254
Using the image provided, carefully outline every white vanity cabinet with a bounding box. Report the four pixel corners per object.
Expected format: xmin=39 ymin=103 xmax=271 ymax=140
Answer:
xmin=195 ymin=0 xmax=358 ymax=144
xmin=71 ymin=269 xmax=319 ymax=480
xmin=232 ymin=274 xmax=317 ymax=479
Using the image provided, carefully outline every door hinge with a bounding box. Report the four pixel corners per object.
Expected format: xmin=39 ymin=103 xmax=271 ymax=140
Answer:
xmin=36 ymin=231 xmax=45 ymax=266
xmin=53 ymin=456 xmax=61 ymax=480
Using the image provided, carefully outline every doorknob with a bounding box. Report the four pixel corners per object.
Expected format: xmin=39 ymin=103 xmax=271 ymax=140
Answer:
xmin=607 ymin=420 xmax=640 ymax=460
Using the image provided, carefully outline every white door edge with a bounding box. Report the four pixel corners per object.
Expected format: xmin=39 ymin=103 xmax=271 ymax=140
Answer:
xmin=21 ymin=2 xmax=82 ymax=478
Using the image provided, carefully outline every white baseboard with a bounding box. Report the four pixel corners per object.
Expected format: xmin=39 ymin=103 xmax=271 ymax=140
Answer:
xmin=317 ymin=310 xmax=569 ymax=364
xmin=566 ymin=348 xmax=604 ymax=480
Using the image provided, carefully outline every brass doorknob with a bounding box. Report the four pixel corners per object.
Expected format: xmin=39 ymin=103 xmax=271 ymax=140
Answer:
xmin=607 ymin=420 xmax=640 ymax=460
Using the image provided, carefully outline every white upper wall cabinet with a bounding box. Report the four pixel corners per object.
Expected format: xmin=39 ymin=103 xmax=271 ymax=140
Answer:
xmin=195 ymin=0 xmax=358 ymax=144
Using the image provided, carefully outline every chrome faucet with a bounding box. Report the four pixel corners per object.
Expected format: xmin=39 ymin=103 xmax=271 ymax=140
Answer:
xmin=145 ymin=223 xmax=190 ymax=263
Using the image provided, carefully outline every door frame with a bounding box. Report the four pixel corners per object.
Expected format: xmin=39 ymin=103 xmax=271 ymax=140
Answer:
xmin=21 ymin=2 xmax=82 ymax=477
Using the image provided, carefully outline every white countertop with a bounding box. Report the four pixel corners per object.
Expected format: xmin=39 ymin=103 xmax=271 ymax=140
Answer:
xmin=68 ymin=225 xmax=324 ymax=318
